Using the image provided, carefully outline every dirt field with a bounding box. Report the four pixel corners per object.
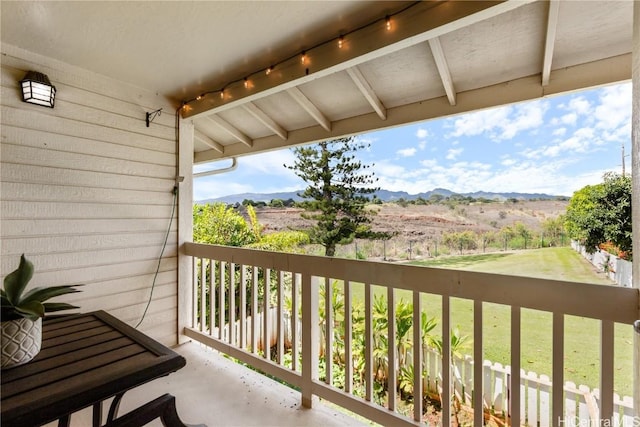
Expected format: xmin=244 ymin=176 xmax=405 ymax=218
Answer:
xmin=255 ymin=200 xmax=568 ymax=241
xmin=253 ymin=200 xmax=568 ymax=259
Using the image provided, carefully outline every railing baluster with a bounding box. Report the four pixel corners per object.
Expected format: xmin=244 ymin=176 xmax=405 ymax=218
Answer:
xmin=229 ymin=263 xmax=236 ymax=345
xmin=325 ymin=277 xmax=333 ymax=385
xmin=218 ymin=261 xmax=225 ymax=340
xmin=442 ymin=295 xmax=451 ymax=426
xmin=264 ymin=269 xmax=271 ymax=360
xmin=412 ymin=290 xmax=422 ymax=422
xmin=199 ymin=258 xmax=206 ymax=332
xmin=474 ymin=300 xmax=484 ymax=426
xmin=388 ymin=286 xmax=396 ymax=411
xmin=511 ymin=305 xmax=521 ymax=427
xmin=344 ymin=280 xmax=353 ymax=394
xmin=182 ymin=244 xmax=638 ymax=427
xmin=600 ymin=319 xmax=614 ymax=424
xmin=209 ymin=260 xmax=215 ymax=335
xmin=252 ymin=266 xmax=259 ymax=354
xmin=239 ymin=265 xmax=247 ymax=349
xmin=365 ymin=282 xmax=373 ymax=402
xmin=301 ymin=274 xmax=319 ymax=408
xmin=277 ymin=271 xmax=284 ymax=365
xmin=192 ymin=257 xmax=198 ymax=328
xmin=292 ymin=273 xmax=300 ymax=371
xmin=552 ymin=312 xmax=564 ymax=426
xmin=205 ymin=259 xmax=210 ymax=334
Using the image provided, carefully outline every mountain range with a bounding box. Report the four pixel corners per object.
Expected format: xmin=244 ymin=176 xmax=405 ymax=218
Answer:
xmin=197 ymin=188 xmax=565 ymax=205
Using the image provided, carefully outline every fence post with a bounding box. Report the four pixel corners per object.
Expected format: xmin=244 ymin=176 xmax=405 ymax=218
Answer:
xmin=301 ymin=274 xmax=319 ymax=408
xmin=538 ymin=374 xmax=551 ymax=427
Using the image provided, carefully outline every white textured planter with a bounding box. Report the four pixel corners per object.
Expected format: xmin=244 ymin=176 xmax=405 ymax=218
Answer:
xmin=1 ymin=317 xmax=42 ymax=369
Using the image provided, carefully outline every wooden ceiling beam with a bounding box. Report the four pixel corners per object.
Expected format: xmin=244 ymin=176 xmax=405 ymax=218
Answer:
xmin=286 ymin=87 xmax=331 ymax=132
xmin=541 ymin=0 xmax=560 ymax=86
xmin=194 ymin=130 xmax=224 ymax=153
xmin=195 ymin=53 xmax=631 ymax=163
xmin=428 ymin=37 xmax=457 ymax=106
xmin=346 ymin=66 xmax=387 ymax=120
xmin=184 ymin=1 xmax=532 ymax=120
xmin=242 ymin=102 xmax=288 ymax=140
xmin=207 ymin=115 xmax=253 ymax=147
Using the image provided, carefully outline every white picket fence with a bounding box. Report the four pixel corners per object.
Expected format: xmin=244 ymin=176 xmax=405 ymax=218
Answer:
xmin=422 ymin=348 xmax=635 ymax=426
xmin=207 ymin=308 xmax=634 ymax=426
xmin=571 ymin=241 xmax=632 ymax=287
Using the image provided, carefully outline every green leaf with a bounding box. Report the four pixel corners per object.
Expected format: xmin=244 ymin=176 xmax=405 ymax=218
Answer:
xmin=3 ymin=254 xmax=34 ymax=304
xmin=21 ymin=285 xmax=83 ymax=305
xmin=43 ymin=302 xmax=80 ymax=313
xmin=15 ymin=300 xmax=45 ymax=320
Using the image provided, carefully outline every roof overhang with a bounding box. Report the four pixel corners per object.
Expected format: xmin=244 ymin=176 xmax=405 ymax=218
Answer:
xmin=1 ymin=1 xmax=633 ymax=163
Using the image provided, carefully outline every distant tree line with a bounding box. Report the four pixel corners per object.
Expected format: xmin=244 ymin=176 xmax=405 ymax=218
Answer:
xmin=235 ymin=193 xmax=565 ymax=210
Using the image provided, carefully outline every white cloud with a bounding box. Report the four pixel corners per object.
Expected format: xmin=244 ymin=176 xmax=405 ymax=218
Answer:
xmin=447 ymin=100 xmax=548 ymax=140
xmin=420 ymin=159 xmax=439 ymax=169
xmin=446 ymin=148 xmax=463 ymax=160
xmin=499 ymin=101 xmax=548 ymax=139
xmin=239 ymin=150 xmax=298 ymax=177
xmin=416 ymin=128 xmax=429 ymax=139
xmin=365 ymin=153 xmax=602 ymax=197
xmin=522 ymin=126 xmax=597 ymax=159
xmin=567 ymin=96 xmax=592 ymax=115
xmin=560 ymin=113 xmax=577 ymax=126
xmin=594 ymin=83 xmax=631 ymax=132
xmin=397 ymin=147 xmax=417 ymax=157
xmin=372 ymin=161 xmax=406 ymax=178
xmin=448 ymin=106 xmax=511 ymax=138
xmin=552 ymin=127 xmax=567 ymax=136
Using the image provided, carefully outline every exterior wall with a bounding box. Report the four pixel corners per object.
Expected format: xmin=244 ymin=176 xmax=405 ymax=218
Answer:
xmin=0 ymin=44 xmax=179 ymax=346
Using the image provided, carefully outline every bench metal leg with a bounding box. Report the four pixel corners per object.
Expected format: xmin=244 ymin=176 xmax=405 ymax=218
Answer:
xmin=104 ymin=393 xmax=205 ymax=427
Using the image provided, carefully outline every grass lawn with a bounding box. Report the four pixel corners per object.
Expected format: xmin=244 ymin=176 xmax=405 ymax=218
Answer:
xmin=401 ymin=247 xmax=634 ymax=397
xmin=342 ymin=247 xmax=632 ymax=396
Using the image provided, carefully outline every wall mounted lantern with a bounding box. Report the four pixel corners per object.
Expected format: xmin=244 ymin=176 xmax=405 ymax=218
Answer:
xmin=20 ymin=71 xmax=56 ymax=108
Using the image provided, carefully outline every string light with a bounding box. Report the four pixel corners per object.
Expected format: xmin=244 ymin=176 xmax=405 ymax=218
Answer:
xmin=181 ymin=1 xmax=420 ymax=109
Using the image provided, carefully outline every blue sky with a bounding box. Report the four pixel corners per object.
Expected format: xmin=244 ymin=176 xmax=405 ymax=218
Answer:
xmin=193 ymin=82 xmax=632 ymax=201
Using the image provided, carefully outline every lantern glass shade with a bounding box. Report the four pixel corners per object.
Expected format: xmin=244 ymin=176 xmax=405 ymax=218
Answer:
xmin=20 ymin=71 xmax=56 ymax=108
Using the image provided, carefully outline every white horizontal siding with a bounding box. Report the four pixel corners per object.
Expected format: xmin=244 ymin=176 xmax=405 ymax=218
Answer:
xmin=1 ymin=43 xmax=180 ymax=344
xmin=2 ymin=163 xmax=171 ymax=192
xmin=1 ymin=232 xmax=173 ymax=255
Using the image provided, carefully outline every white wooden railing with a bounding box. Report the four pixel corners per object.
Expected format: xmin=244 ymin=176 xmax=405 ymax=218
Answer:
xmin=182 ymin=242 xmax=639 ymax=427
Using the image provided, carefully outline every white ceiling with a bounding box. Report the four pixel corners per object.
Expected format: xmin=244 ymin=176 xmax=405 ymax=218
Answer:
xmin=1 ymin=1 xmax=405 ymax=100
xmin=1 ymin=1 xmax=634 ymax=164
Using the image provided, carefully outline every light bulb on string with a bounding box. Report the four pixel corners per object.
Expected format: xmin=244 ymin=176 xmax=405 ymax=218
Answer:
xmin=179 ymin=3 xmax=420 ymax=112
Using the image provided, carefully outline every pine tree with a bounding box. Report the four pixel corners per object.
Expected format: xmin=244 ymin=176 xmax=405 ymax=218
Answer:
xmin=286 ymin=137 xmax=384 ymax=256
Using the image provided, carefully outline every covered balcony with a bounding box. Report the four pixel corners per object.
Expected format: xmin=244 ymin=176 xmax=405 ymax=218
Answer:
xmin=1 ymin=1 xmax=639 ymax=426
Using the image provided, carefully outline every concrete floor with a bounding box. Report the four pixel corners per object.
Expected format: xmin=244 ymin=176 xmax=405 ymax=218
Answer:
xmin=48 ymin=342 xmax=368 ymax=427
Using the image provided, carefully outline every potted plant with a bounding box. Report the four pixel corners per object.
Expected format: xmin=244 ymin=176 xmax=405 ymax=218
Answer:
xmin=1 ymin=254 xmax=82 ymax=369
